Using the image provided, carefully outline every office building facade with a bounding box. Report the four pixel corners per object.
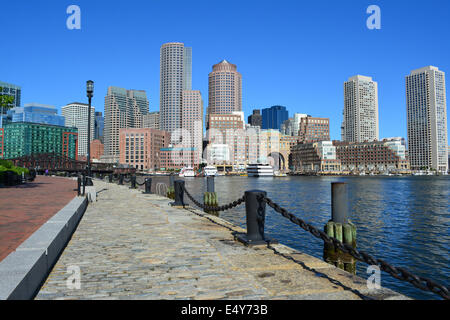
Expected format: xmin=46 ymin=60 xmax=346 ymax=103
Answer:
xmin=1 ymin=122 xmax=78 ymax=160
xmin=248 ymin=109 xmax=262 ymax=127
xmin=299 ymin=116 xmax=330 ymax=143
xmin=104 ymin=86 xmax=149 ymax=159
xmin=119 ymin=128 xmax=170 ymax=171
xmin=8 ymin=103 xmax=65 ymax=126
xmin=406 ymin=66 xmax=448 ymax=172
xmin=181 ymin=90 xmax=203 ymax=163
xmin=160 ymin=42 xmax=192 ymax=133
xmin=207 ymin=60 xmax=242 ymax=117
xmin=94 ymin=111 xmax=104 ymax=142
xmin=62 ymin=102 xmax=95 ymax=157
xmin=0 ymin=81 xmax=21 ymax=112
xmin=342 ymin=75 xmax=379 ymax=143
xmin=262 ymin=105 xmax=289 ymax=130
xmin=142 ymin=111 xmax=160 ymax=130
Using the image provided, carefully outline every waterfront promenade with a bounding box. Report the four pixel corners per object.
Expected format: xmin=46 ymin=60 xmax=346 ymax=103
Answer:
xmin=36 ymin=179 xmax=407 ymax=300
xmin=0 ymin=176 xmax=77 ymax=262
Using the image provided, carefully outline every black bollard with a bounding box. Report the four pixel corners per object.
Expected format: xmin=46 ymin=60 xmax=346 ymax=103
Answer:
xmin=235 ymin=190 xmax=277 ymax=246
xmin=171 ymin=180 xmax=185 ymax=207
xmin=143 ymin=178 xmax=152 ymax=194
xmin=130 ymin=175 xmax=136 ymax=189
xmin=82 ymin=173 xmax=86 ymax=196
xmin=109 ymin=174 xmax=113 ymax=183
xmin=77 ymin=176 xmax=81 ymax=196
xmin=169 ymin=174 xmax=175 ymax=188
xmin=206 ymin=176 xmax=215 ymax=193
xmin=118 ymin=174 xmax=124 ymax=185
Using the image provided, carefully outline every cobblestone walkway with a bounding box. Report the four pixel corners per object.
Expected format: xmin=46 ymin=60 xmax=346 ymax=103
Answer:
xmin=36 ymin=180 xmax=408 ymax=300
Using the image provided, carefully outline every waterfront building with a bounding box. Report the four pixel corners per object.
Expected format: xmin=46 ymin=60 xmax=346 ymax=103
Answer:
xmin=406 ymin=66 xmax=448 ymax=172
xmin=119 ymin=128 xmax=170 ymax=171
xmin=142 ymin=111 xmax=160 ymax=130
xmin=291 ymin=141 xmax=341 ymax=173
xmin=8 ymin=103 xmax=65 ymax=126
xmin=342 ymin=75 xmax=379 ymax=143
xmin=159 ymin=147 xmax=200 ymax=170
xmin=104 ymin=86 xmax=149 ymax=161
xmin=333 ymin=137 xmax=410 ymax=173
xmin=1 ymin=122 xmax=78 ymax=160
xmin=262 ymin=105 xmax=289 ymax=130
xmin=90 ymin=139 xmax=104 ymax=161
xmin=61 ymin=102 xmax=95 ymax=157
xmin=207 ymin=60 xmax=242 ymax=119
xmin=248 ymin=109 xmax=262 ymax=127
xmin=160 ymin=42 xmax=192 ymax=133
xmin=299 ymin=116 xmax=330 ymax=143
xmin=94 ymin=112 xmax=104 ymax=142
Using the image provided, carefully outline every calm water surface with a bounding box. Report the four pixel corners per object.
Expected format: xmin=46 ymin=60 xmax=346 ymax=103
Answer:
xmin=180 ymin=175 xmax=449 ymax=300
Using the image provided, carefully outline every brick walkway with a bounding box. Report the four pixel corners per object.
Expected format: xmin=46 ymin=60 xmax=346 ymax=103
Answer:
xmin=0 ymin=176 xmax=77 ymax=261
xmin=36 ymin=180 xmax=408 ymax=300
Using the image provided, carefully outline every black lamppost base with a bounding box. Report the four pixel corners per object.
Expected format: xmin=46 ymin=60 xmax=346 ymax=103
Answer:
xmin=85 ymin=177 xmax=93 ymax=186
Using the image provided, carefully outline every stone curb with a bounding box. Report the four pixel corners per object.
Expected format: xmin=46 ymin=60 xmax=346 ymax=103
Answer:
xmin=0 ymin=196 xmax=88 ymax=300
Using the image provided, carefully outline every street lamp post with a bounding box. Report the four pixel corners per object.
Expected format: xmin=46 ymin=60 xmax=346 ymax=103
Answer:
xmin=85 ymin=80 xmax=94 ymax=186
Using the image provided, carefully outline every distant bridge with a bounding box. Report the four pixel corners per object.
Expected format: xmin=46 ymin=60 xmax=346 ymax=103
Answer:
xmin=6 ymin=153 xmax=136 ymax=175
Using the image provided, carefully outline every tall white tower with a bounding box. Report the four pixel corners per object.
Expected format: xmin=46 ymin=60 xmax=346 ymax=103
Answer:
xmin=343 ymin=75 xmax=379 ymax=143
xmin=406 ymin=66 xmax=448 ymax=172
xmin=62 ymin=102 xmax=95 ymax=157
xmin=160 ymin=42 xmax=192 ymax=133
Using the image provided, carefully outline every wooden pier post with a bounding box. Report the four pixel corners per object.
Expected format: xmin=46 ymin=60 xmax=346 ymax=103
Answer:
xmin=323 ymin=182 xmax=357 ymax=274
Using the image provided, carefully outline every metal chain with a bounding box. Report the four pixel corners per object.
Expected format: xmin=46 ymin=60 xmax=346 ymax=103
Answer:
xmin=259 ymin=195 xmax=450 ymax=300
xmin=182 ymin=185 xmax=246 ymax=212
xmin=136 ymin=177 xmax=147 ymax=186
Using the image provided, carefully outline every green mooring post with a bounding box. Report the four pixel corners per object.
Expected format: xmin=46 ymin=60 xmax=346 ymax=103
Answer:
xmin=203 ymin=176 xmax=219 ymax=215
xmin=323 ymin=182 xmax=357 ymax=274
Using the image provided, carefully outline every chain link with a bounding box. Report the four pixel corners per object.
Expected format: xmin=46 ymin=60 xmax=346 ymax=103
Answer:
xmin=182 ymin=185 xmax=245 ymax=212
xmin=259 ymin=195 xmax=449 ymax=300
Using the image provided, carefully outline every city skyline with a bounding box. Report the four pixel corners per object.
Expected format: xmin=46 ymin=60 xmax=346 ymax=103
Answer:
xmin=1 ymin=1 xmax=449 ymax=143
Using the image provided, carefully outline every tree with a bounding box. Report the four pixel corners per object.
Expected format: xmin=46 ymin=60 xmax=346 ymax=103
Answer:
xmin=0 ymin=86 xmax=15 ymax=124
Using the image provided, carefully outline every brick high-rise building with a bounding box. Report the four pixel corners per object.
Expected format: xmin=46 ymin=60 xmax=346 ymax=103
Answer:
xmin=406 ymin=66 xmax=448 ymax=172
xmin=104 ymin=86 xmax=149 ymax=161
xmin=299 ymin=116 xmax=330 ymax=143
xmin=207 ymin=60 xmax=242 ymax=118
xmin=119 ymin=128 xmax=170 ymax=171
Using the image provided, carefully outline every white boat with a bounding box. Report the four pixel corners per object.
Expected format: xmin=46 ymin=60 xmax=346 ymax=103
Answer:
xmin=247 ymin=164 xmax=274 ymax=177
xmin=203 ymin=165 xmax=218 ymax=177
xmin=179 ymin=167 xmax=195 ymax=177
xmin=274 ymin=170 xmax=287 ymax=177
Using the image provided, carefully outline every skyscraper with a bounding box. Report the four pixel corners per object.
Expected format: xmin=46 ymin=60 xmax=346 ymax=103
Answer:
xmin=94 ymin=111 xmax=104 ymax=142
xmin=406 ymin=66 xmax=448 ymax=172
xmin=207 ymin=60 xmax=242 ymax=117
xmin=262 ymin=105 xmax=288 ymax=130
xmin=61 ymin=102 xmax=95 ymax=157
xmin=181 ymin=90 xmax=203 ymax=163
xmin=142 ymin=111 xmax=160 ymax=130
xmin=160 ymin=42 xmax=192 ymax=133
xmin=342 ymin=75 xmax=379 ymax=143
xmin=104 ymin=86 xmax=149 ymax=159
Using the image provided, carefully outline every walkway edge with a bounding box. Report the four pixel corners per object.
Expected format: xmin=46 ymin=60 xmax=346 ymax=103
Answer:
xmin=0 ymin=196 xmax=88 ymax=300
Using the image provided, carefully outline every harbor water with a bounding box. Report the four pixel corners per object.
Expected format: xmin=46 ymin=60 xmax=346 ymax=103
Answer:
xmin=180 ymin=175 xmax=450 ymax=300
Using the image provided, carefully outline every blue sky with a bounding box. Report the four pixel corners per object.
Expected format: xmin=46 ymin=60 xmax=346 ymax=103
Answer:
xmin=1 ymin=0 xmax=449 ymax=141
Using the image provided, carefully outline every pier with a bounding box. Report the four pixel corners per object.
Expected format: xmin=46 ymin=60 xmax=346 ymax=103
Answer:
xmin=33 ymin=178 xmax=409 ymax=300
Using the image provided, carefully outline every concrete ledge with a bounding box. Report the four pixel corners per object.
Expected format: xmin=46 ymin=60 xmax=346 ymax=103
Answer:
xmin=0 ymin=196 xmax=88 ymax=300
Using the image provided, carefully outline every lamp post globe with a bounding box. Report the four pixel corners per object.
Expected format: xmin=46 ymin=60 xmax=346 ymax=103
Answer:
xmin=85 ymin=80 xmax=94 ymax=186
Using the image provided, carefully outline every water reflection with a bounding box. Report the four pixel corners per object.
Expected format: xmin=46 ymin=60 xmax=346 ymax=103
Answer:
xmin=180 ymin=175 xmax=449 ymax=300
